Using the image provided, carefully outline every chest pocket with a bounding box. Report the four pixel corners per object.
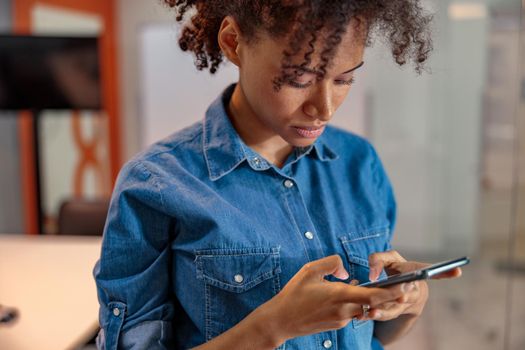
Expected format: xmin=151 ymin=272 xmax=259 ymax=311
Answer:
xmin=195 ymin=246 xmax=284 ymax=348
xmin=339 ymin=226 xmax=390 ymax=329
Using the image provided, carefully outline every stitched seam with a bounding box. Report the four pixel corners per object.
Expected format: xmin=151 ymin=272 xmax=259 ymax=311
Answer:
xmin=205 ymin=281 xmax=212 ymax=341
xmin=339 ymin=227 xmax=389 ymax=244
xmin=196 ymin=252 xmax=278 ymax=257
xmin=159 ymin=320 xmax=165 ymax=346
xmin=194 ymin=246 xmax=278 ymax=255
xmin=202 ymin=117 xmax=214 ymax=180
xmin=348 ymin=225 xmax=389 ymax=235
xmin=135 ymin=162 xmax=165 ymax=209
xmin=368 ymin=142 xmax=389 ymax=215
xmin=344 ymin=233 xmax=382 ymax=242
xmin=201 ymin=271 xmax=276 ymax=292
xmin=272 ymin=249 xmax=282 ymax=295
xmin=316 ymin=334 xmax=322 ymax=349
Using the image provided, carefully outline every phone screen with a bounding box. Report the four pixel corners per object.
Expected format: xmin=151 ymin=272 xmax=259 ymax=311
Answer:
xmin=358 ymin=256 xmax=470 ymax=288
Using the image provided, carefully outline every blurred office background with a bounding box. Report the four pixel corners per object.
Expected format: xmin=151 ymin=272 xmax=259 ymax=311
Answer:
xmin=0 ymin=0 xmax=523 ymax=349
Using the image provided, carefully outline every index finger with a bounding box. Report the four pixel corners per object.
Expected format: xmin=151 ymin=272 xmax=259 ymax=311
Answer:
xmin=368 ymin=250 xmax=406 ymax=281
xmin=303 ymin=254 xmax=350 ymax=281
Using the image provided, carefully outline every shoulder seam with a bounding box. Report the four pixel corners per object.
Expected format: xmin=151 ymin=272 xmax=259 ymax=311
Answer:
xmin=133 ymin=160 xmax=166 ymax=208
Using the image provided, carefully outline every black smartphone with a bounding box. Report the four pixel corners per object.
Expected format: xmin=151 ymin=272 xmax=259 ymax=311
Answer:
xmin=358 ymin=256 xmax=470 ymax=288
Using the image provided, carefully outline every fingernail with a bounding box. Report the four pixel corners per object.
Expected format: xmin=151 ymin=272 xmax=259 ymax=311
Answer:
xmin=374 ymin=310 xmax=382 ymax=319
xmin=401 ymin=283 xmax=408 ymax=293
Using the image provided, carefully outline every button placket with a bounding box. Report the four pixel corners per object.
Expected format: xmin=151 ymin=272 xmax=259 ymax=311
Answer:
xmin=278 ymin=174 xmax=325 ymax=263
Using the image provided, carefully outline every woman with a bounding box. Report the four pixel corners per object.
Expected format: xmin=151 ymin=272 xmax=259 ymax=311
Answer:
xmin=94 ymin=1 xmax=462 ymax=349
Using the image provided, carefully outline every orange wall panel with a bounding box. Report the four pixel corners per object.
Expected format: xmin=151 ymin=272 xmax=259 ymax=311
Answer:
xmin=13 ymin=0 xmax=121 ymax=234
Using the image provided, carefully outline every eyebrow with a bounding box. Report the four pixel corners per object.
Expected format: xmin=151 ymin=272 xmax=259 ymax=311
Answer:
xmin=283 ymin=61 xmax=365 ymax=75
xmin=341 ymin=61 xmax=365 ymax=74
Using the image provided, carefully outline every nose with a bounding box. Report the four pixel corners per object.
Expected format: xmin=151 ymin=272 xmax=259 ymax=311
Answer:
xmin=302 ymin=83 xmax=334 ymax=121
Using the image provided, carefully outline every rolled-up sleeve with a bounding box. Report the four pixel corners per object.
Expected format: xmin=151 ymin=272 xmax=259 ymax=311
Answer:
xmin=93 ymin=160 xmax=175 ymax=349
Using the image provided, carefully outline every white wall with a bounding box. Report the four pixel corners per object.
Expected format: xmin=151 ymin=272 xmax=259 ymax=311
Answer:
xmin=117 ymin=0 xmax=172 ymax=160
xmin=138 ymin=23 xmax=238 ymax=149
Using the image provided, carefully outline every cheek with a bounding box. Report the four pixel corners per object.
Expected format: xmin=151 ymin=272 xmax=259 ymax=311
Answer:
xmin=267 ymin=94 xmax=302 ymax=119
xmin=255 ymin=88 xmax=305 ymax=123
xmin=334 ymin=88 xmax=351 ymax=107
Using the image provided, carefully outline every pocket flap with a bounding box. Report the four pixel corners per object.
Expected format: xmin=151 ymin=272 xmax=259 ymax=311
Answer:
xmin=195 ymin=247 xmax=281 ymax=293
xmin=339 ymin=225 xmax=390 ymax=260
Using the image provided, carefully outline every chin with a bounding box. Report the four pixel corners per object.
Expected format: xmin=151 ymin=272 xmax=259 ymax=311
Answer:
xmin=287 ymin=137 xmax=318 ymax=148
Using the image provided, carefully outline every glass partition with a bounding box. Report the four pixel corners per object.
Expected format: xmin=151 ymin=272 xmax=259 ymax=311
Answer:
xmin=507 ymin=2 xmax=524 ymax=349
xmin=365 ymin=1 xmax=525 ymax=349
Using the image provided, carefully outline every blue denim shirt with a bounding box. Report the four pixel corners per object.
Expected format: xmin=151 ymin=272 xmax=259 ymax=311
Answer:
xmin=93 ymin=84 xmax=396 ymax=350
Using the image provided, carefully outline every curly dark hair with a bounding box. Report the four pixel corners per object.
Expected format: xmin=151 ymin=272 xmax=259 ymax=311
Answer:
xmin=163 ymin=0 xmax=433 ymax=91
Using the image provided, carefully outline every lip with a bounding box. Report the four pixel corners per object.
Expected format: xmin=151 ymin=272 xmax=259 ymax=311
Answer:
xmin=294 ymin=125 xmax=325 ymax=130
xmin=292 ymin=125 xmax=326 ymax=138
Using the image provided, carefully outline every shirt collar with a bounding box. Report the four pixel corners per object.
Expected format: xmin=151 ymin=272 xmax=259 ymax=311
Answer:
xmin=296 ymin=141 xmax=339 ymax=163
xmin=203 ymin=83 xmax=339 ymax=181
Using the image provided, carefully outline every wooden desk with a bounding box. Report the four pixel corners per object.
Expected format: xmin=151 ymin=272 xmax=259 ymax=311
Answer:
xmin=0 ymin=234 xmax=102 ymax=350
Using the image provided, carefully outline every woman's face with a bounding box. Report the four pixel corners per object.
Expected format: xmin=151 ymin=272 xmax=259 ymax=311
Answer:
xmin=234 ymin=21 xmax=366 ymax=150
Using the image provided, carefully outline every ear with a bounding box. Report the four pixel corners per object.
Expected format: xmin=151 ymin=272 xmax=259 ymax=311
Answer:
xmin=217 ymin=16 xmax=243 ymax=67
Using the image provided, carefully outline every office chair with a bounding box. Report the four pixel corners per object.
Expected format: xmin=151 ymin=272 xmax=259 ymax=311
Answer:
xmin=57 ymin=197 xmax=110 ymax=236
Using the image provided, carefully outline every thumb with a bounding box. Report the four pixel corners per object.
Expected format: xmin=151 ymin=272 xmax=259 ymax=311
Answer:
xmin=308 ymin=255 xmax=350 ymax=281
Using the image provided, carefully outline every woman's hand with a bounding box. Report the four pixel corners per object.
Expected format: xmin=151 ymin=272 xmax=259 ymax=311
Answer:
xmin=253 ymin=254 xmax=413 ymax=346
xmin=359 ymin=250 xmax=463 ymax=322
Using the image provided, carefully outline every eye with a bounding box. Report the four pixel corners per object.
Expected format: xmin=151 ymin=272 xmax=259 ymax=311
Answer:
xmin=335 ymin=77 xmax=356 ymax=86
xmin=289 ymin=71 xmax=314 ymax=88
xmin=284 ymin=69 xmax=315 ymax=89
xmin=288 ymin=80 xmax=313 ymax=89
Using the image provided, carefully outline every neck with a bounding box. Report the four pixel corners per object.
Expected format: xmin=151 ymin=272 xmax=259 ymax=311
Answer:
xmin=227 ymin=83 xmax=293 ymax=167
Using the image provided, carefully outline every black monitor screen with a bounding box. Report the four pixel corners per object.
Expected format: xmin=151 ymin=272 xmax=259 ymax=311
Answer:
xmin=0 ymin=35 xmax=101 ymax=110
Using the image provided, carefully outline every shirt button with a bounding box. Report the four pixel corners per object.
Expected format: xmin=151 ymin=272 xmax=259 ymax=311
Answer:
xmin=113 ymin=308 xmax=121 ymax=317
xmin=304 ymin=231 xmax=314 ymax=240
xmin=234 ymin=274 xmax=244 ymax=283
xmin=253 ymin=157 xmax=261 ymax=165
xmin=284 ymin=179 xmax=294 ymax=188
xmin=323 ymin=339 xmax=333 ymax=349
